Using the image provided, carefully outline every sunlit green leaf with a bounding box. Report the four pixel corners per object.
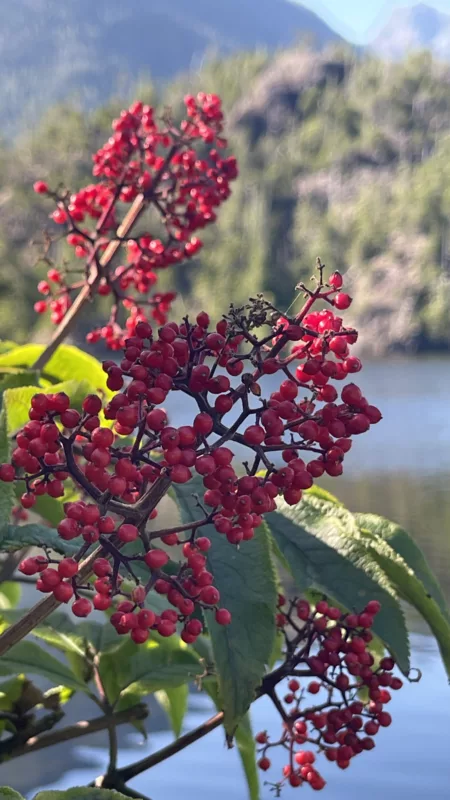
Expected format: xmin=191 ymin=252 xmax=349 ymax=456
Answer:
xmin=155 ymin=684 xmax=188 ymax=738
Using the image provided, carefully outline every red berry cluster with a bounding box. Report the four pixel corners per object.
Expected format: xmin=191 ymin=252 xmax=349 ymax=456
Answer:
xmin=33 ymin=93 xmax=238 ymax=347
xmin=256 ymin=597 xmax=403 ymax=792
xmin=1 ymin=267 xmax=380 ymax=643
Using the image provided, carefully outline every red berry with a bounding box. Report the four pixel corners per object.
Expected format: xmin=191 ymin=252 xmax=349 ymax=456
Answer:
xmin=215 ymin=608 xmax=231 ymax=625
xmin=33 ymin=180 xmax=49 ymax=194
xmin=0 ymin=464 xmax=15 ymax=482
xmin=58 ymin=558 xmax=79 ymax=578
xmin=334 ymin=293 xmax=352 ymax=310
xmin=72 ymin=598 xmax=93 ymax=617
xmin=118 ymin=524 xmax=139 ymax=543
xmin=53 ymin=582 xmax=74 ymax=603
xmin=144 ymin=549 xmax=169 ymax=569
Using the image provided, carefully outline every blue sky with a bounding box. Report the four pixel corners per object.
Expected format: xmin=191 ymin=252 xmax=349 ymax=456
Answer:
xmin=296 ymin=1 xmax=450 ymax=43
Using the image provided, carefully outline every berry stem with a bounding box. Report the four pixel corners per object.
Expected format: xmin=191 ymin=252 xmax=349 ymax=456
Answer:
xmin=31 ymin=192 xmax=148 ymax=372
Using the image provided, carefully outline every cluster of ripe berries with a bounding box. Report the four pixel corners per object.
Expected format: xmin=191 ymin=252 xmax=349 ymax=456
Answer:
xmin=0 ymin=269 xmax=380 ymax=641
xmin=256 ymin=598 xmax=403 ymax=792
xmin=33 ymin=93 xmax=238 ymax=346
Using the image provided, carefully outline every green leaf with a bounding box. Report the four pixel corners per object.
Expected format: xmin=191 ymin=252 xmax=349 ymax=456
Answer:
xmin=155 ymin=684 xmax=188 ymax=738
xmin=267 ymin=495 xmax=410 ymax=673
xmin=43 ymin=685 xmax=75 ymax=706
xmin=0 ymin=368 xmax=40 ymax=397
xmin=0 ymin=581 xmax=21 ymax=609
xmin=2 ymin=382 xmax=98 ymax=435
xmin=356 ymin=525 xmax=450 ymax=679
xmin=355 ymin=513 xmax=450 ymax=622
xmin=0 ymin=789 xmax=24 ymax=800
xmin=0 ymin=344 xmax=111 ymax=398
xmin=34 ymin=790 xmax=141 ymax=800
xmin=172 ymin=478 xmax=278 ymax=734
xmin=0 ymin=641 xmax=86 ymax=690
xmin=0 ymin=523 xmax=78 ymax=555
xmin=0 ymin=407 xmax=15 ymax=527
xmin=32 ymin=485 xmax=81 ymax=526
xmin=115 ymin=688 xmax=148 ymax=738
xmin=0 ymin=341 xmax=19 ymax=355
xmin=204 ymin=677 xmax=260 ymax=800
xmin=305 ymin=485 xmax=343 ymax=506
xmin=235 ymin=713 xmax=260 ymax=800
xmin=99 ymin=640 xmax=201 ymax=704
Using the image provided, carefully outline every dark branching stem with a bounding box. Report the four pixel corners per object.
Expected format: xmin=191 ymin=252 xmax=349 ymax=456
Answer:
xmin=0 ymin=705 xmax=148 ymax=762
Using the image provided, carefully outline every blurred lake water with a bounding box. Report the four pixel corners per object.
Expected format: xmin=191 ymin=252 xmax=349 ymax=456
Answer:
xmin=2 ymin=357 xmax=450 ymax=798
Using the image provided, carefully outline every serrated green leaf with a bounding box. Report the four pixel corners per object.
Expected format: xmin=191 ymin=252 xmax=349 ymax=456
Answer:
xmin=172 ymin=478 xmax=278 ymax=733
xmin=355 ymin=513 xmax=450 ymax=622
xmin=0 ymin=641 xmax=86 ymax=690
xmin=267 ymin=495 xmax=411 ymax=673
xmin=357 ymin=530 xmax=450 ymax=680
xmin=0 ymin=523 xmax=78 ymax=555
xmin=305 ymin=485 xmax=342 ymax=506
xmin=34 ymin=790 xmax=141 ymax=800
xmin=155 ymin=684 xmax=188 ymax=738
xmin=0 ymin=581 xmax=21 ymax=609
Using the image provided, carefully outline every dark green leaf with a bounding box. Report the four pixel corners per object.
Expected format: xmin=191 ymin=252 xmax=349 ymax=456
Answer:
xmin=0 ymin=524 xmax=78 ymax=555
xmin=172 ymin=478 xmax=278 ymax=733
xmin=267 ymin=495 xmax=410 ymax=673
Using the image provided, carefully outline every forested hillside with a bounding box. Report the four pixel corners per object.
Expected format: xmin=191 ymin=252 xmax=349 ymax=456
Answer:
xmin=2 ymin=46 xmax=450 ymax=353
xmin=0 ymin=0 xmax=341 ymax=134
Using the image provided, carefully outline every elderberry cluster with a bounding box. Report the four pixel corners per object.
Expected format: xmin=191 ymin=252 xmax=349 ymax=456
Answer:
xmin=33 ymin=93 xmax=238 ymax=346
xmin=0 ymin=268 xmax=381 ymax=643
xmin=256 ymin=598 xmax=403 ymax=793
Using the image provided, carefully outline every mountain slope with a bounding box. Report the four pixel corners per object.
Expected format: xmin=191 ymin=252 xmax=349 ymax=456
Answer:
xmin=372 ymin=3 xmax=450 ymax=60
xmin=0 ymin=0 xmax=343 ymax=133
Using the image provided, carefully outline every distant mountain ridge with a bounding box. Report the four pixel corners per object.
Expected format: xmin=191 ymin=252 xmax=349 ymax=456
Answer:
xmin=372 ymin=3 xmax=450 ymax=60
xmin=0 ymin=0 xmax=343 ymax=134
